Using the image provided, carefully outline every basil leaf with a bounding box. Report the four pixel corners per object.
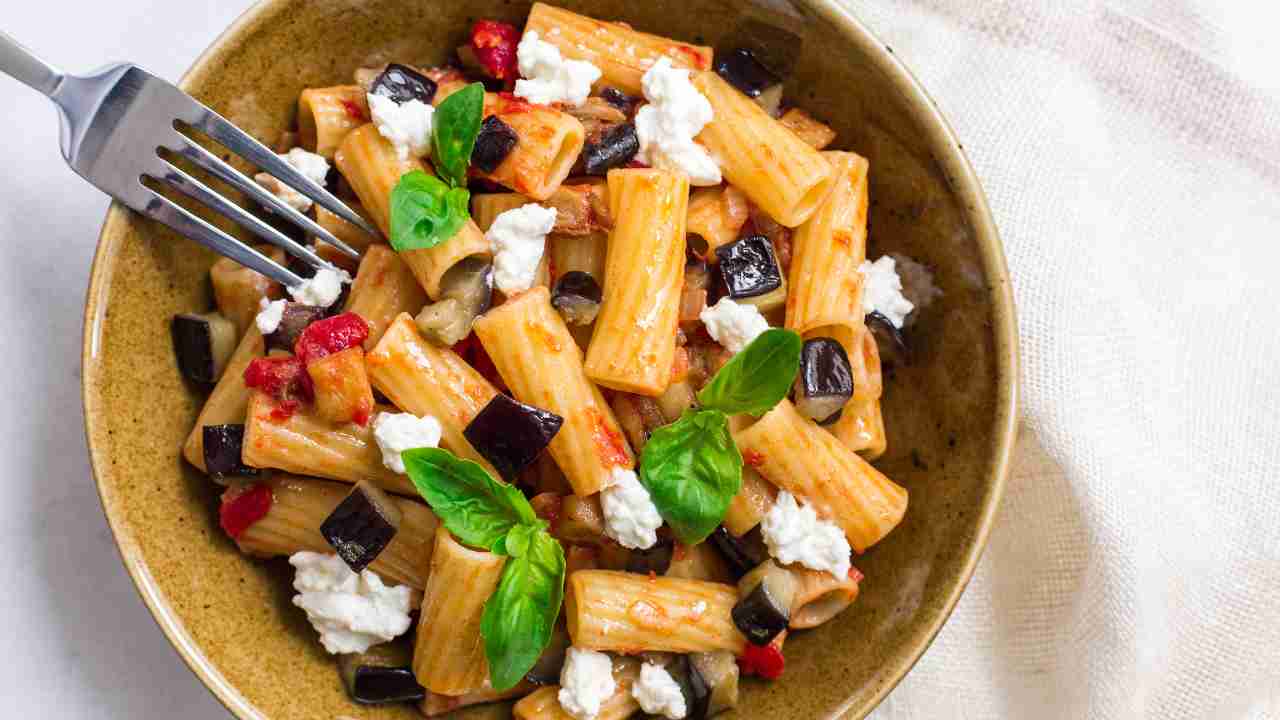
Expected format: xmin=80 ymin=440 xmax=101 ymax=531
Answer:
xmin=402 ymin=447 xmax=537 ymax=552
xmin=431 ymin=82 xmax=486 ymax=188
xmin=481 ymin=528 xmax=565 ymax=691
xmin=388 ymin=170 xmax=470 ymax=251
xmin=638 ymin=409 xmax=742 ymax=545
xmin=697 ymin=328 xmax=802 ymax=416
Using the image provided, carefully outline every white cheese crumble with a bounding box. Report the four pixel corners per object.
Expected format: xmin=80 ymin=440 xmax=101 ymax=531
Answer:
xmin=486 ymin=204 xmax=557 ymax=294
xmin=634 ymin=58 xmax=721 ymax=186
xmin=288 ymin=551 xmax=413 ymax=655
xmin=859 ymin=255 xmax=915 ymax=328
xmin=372 ymin=411 xmax=443 ymax=474
xmin=367 ymin=92 xmax=435 ymax=160
xmin=760 ymin=491 xmax=851 ymax=579
xmin=515 ymin=30 xmax=602 ymax=107
xmin=288 ymin=266 xmax=351 ymax=308
xmin=254 ymin=147 xmax=330 ymax=212
xmin=255 ymin=297 xmax=287 ymax=334
xmin=600 ymin=466 xmax=663 ymax=550
xmin=632 ymin=662 xmax=688 ymax=719
xmin=699 ymin=298 xmax=769 ymax=354
xmin=558 ymin=647 xmax=617 ymax=720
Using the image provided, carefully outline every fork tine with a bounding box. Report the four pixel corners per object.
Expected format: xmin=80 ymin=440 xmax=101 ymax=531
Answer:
xmin=192 ymin=109 xmax=383 ymax=240
xmin=141 ymin=188 xmax=302 ymax=288
xmin=157 ymin=158 xmax=329 ymax=270
xmin=173 ymin=136 xmax=361 ymax=261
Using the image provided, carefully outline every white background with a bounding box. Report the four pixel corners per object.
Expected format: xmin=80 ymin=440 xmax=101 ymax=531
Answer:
xmin=2 ymin=1 xmax=1280 ymax=718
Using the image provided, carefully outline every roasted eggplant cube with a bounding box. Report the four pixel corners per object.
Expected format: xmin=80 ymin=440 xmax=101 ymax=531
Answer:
xmin=600 ymin=86 xmax=639 ymax=112
xmin=866 ymin=310 xmax=909 ymax=365
xmin=320 ymin=480 xmax=404 ymax=573
xmin=689 ymin=651 xmax=739 ymax=717
xmin=464 ymin=394 xmax=564 ymax=479
xmin=732 ymin=561 xmax=796 ymax=645
xmin=339 ymin=644 xmax=425 ymax=704
xmin=626 ymin=539 xmax=675 ymax=575
xmin=370 ymin=63 xmax=438 ymax=105
xmin=707 ymin=525 xmax=769 ymax=579
xmin=581 ymin=123 xmax=640 ymax=176
xmin=794 ymin=337 xmax=853 ymax=424
xmin=551 ymin=271 xmax=603 ymax=325
xmin=472 ymin=115 xmax=519 ymax=173
xmin=202 ymin=424 xmax=259 ymax=480
xmin=172 ymin=312 xmax=237 ymax=384
xmin=714 ymin=49 xmax=782 ymax=99
xmin=265 ymin=303 xmax=327 ymax=353
xmin=714 ymin=235 xmax=783 ymax=300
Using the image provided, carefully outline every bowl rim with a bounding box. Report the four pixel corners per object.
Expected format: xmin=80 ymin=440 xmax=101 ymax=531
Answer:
xmin=80 ymin=1 xmax=1019 ymax=718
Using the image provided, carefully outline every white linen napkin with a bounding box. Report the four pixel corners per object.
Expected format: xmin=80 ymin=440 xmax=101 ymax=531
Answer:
xmin=840 ymin=1 xmax=1280 ymax=717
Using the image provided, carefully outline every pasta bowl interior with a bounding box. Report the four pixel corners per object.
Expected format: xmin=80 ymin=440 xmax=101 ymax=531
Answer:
xmin=81 ymin=0 xmax=1018 ymax=719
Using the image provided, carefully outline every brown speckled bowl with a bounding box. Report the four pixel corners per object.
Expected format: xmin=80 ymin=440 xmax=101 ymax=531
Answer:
xmin=82 ymin=1 xmax=1018 ymax=717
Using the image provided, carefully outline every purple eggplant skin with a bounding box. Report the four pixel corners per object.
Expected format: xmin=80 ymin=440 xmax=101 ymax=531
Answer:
xmin=320 ymin=481 xmax=403 ymax=573
xmin=714 ymin=235 xmax=783 ymax=299
xmin=581 ymin=123 xmax=639 ymax=176
xmin=600 ymin=86 xmax=639 ymax=112
xmin=350 ymin=666 xmax=425 ymax=705
xmin=472 ymin=115 xmax=519 ymax=173
xmin=464 ymin=394 xmax=565 ymax=480
xmin=551 ymin=271 xmax=603 ymax=325
xmin=713 ymin=49 xmax=781 ymax=99
xmin=265 ymin=303 xmax=328 ymax=352
xmin=865 ymin=310 xmax=910 ymax=365
xmin=731 ymin=581 xmax=790 ymax=646
xmin=370 ymin=63 xmax=437 ymax=105
xmin=707 ymin=526 xmax=768 ymax=579
xmin=202 ymin=424 xmax=260 ymax=479
xmin=626 ymin=539 xmax=675 ymax=575
xmin=794 ymin=337 xmax=854 ymax=423
xmin=172 ymin=313 xmax=236 ymax=385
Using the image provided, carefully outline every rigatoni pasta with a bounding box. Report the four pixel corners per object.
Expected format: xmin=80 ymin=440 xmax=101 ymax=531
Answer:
xmin=342 ymin=244 xmax=429 ymax=350
xmin=477 ymin=93 xmax=586 ymax=201
xmin=686 ymin=185 xmax=750 ymax=257
xmin=298 ymin=85 xmax=369 ymax=158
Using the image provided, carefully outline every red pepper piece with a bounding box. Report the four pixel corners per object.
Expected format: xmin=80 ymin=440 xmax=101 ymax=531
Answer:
xmin=739 ymin=642 xmax=785 ymax=680
xmin=471 ymin=21 xmax=521 ymax=81
xmin=294 ymin=312 xmax=369 ymax=366
xmin=243 ymin=356 xmax=313 ymax=402
xmin=219 ymin=483 xmax=273 ymax=539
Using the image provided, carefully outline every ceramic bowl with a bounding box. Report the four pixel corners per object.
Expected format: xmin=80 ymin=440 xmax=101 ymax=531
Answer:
xmin=82 ymin=0 xmax=1018 ymax=717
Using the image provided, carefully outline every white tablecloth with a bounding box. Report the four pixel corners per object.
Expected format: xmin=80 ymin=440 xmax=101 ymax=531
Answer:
xmin=0 ymin=1 xmax=1276 ymax=717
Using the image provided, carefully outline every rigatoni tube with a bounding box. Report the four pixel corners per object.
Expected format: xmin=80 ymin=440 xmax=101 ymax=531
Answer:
xmin=298 ymin=85 xmax=369 ymax=158
xmin=584 ymin=169 xmax=689 ymax=396
xmin=182 ymin=327 xmax=264 ymax=471
xmin=343 ymin=244 xmax=429 ymax=350
xmin=478 ymin=93 xmax=586 ymax=202
xmin=787 ymin=565 xmax=860 ymax=629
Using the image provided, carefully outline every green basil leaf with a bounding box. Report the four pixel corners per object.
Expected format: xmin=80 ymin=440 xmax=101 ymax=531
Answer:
xmin=697 ymin=328 xmax=802 ymax=416
xmin=638 ymin=409 xmax=742 ymax=545
xmin=481 ymin=528 xmax=565 ymax=691
xmin=402 ymin=447 xmax=537 ymax=552
xmin=431 ymin=82 xmax=486 ymax=188
xmin=388 ymin=170 xmax=470 ymax=251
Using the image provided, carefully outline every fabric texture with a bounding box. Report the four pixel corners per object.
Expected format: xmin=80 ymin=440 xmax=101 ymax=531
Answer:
xmin=837 ymin=2 xmax=1280 ymax=718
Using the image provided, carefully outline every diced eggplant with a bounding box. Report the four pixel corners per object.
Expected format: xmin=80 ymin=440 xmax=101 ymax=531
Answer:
xmin=416 ymin=258 xmax=493 ymax=346
xmin=472 ymin=115 xmax=519 ymax=173
xmin=714 ymin=235 xmax=783 ymax=304
xmin=626 ymin=539 xmax=675 ymax=575
xmin=202 ymin=424 xmax=259 ymax=481
xmin=370 ymin=63 xmax=438 ymax=105
xmin=339 ymin=643 xmax=425 ymax=705
xmin=866 ymin=310 xmax=909 ymax=365
xmin=581 ymin=123 xmax=639 ymax=176
xmin=557 ymin=494 xmax=606 ymax=544
xmin=551 ymin=271 xmax=602 ymax=325
xmin=793 ymin=337 xmax=853 ymax=424
xmin=320 ymin=480 xmax=403 ymax=573
xmin=714 ymin=48 xmax=783 ymax=114
xmin=732 ymin=560 xmax=796 ymax=646
xmin=525 ymin=623 xmax=571 ymax=685
xmin=707 ymin=525 xmax=768 ymax=579
xmin=172 ymin=312 xmax=237 ymax=384
xmin=654 ymin=655 xmax=713 ymax=720
xmin=264 ymin=303 xmax=327 ymax=353
xmin=464 ymin=394 xmax=564 ymax=479
xmin=415 ymin=298 xmax=471 ymax=347
xmin=689 ymin=651 xmax=739 ymax=718
xmin=600 ymin=86 xmax=639 ymax=112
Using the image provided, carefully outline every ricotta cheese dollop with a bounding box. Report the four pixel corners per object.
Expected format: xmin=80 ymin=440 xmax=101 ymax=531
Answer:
xmin=372 ymin=411 xmax=443 ymax=474
xmin=288 ymin=551 xmax=413 ymax=655
xmin=288 ymin=265 xmax=351 ymax=308
xmin=632 ymin=662 xmax=687 ymax=719
xmin=600 ymin=466 xmax=663 ymax=550
xmin=254 ymin=147 xmax=331 ymax=213
xmin=254 ymin=297 xmax=287 ymax=335
xmin=514 ymin=30 xmax=602 ymax=107
xmin=699 ymin=297 xmax=769 ymax=354
xmin=634 ymin=58 xmax=721 ymax=186
xmin=760 ymin=491 xmax=851 ymax=579
xmin=486 ymin=204 xmax=557 ymax=295
xmin=858 ymin=255 xmax=915 ymax=328
xmin=368 ymin=92 xmax=435 ymax=160
xmin=558 ymin=647 xmax=617 ymax=720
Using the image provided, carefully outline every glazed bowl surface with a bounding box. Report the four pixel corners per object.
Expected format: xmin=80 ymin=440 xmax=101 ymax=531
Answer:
xmin=82 ymin=1 xmax=1018 ymax=717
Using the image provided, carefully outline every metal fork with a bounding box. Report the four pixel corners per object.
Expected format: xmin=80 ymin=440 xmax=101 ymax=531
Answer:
xmin=0 ymin=31 xmax=380 ymax=287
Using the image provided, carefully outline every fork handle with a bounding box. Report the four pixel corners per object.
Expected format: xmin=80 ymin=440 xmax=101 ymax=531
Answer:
xmin=0 ymin=31 xmax=64 ymax=97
